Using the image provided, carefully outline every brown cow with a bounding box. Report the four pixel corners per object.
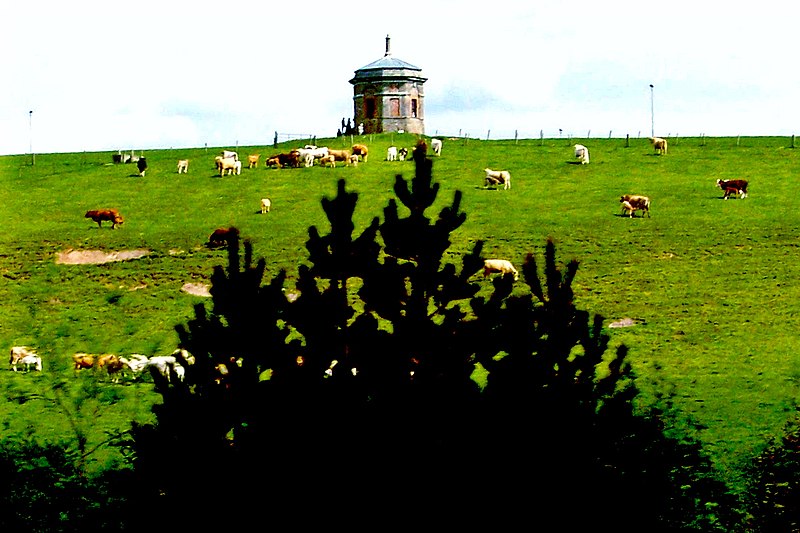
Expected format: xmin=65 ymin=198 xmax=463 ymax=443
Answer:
xmin=351 ymin=144 xmax=368 ymax=162
xmin=97 ymin=353 xmax=125 ymax=383
xmin=207 ymin=227 xmax=239 ymax=248
xmin=72 ymin=353 xmax=96 ymax=370
xmin=85 ymin=209 xmax=124 ymax=229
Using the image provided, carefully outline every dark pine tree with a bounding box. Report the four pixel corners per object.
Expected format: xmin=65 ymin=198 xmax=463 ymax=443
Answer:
xmin=125 ymin=139 xmax=741 ymax=531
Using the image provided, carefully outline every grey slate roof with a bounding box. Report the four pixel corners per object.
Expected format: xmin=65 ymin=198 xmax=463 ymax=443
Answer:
xmin=355 ymin=55 xmax=421 ymax=72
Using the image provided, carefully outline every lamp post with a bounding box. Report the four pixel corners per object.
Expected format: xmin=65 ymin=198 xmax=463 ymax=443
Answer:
xmin=29 ymin=110 xmax=35 ymax=166
xmin=649 ymin=84 xmax=654 ymax=138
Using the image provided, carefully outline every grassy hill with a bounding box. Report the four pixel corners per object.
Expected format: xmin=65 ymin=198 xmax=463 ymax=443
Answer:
xmin=1 ymin=133 xmax=799 ymax=490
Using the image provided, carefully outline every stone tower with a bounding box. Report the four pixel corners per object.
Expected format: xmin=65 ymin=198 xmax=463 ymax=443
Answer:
xmin=349 ymin=35 xmax=427 ymax=135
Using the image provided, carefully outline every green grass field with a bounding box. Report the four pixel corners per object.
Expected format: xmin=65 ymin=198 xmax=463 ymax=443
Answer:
xmin=2 ymin=133 xmax=799 ymax=491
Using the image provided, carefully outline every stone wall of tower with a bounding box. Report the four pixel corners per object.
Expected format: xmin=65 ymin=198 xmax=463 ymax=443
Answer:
xmin=352 ymin=78 xmax=425 ymax=135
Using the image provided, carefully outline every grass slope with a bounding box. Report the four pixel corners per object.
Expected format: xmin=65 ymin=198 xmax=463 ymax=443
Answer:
xmin=1 ymin=134 xmax=799 ymax=490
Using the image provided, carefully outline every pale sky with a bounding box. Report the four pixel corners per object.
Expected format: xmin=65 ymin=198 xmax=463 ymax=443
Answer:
xmin=2 ymin=0 xmax=797 ymax=155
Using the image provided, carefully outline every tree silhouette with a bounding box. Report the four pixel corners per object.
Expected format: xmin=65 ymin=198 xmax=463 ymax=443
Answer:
xmin=126 ymin=140 xmax=740 ymax=530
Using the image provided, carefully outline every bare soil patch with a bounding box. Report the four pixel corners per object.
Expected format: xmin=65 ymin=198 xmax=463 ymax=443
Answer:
xmin=181 ymin=283 xmax=211 ymax=297
xmin=55 ymin=249 xmax=150 ymax=265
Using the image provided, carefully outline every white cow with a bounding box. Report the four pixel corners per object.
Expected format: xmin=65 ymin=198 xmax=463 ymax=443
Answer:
xmin=484 ymin=168 xmax=511 ymax=190
xmin=483 ymin=259 xmax=519 ymax=281
xmin=296 ymin=146 xmax=329 ymax=167
xmin=387 ymin=146 xmax=398 ymax=161
xmin=221 ymin=150 xmax=239 ymax=161
xmin=146 ymin=355 xmax=179 ymax=383
xmin=216 ymin=156 xmax=239 ymax=176
xmin=18 ymin=354 xmax=42 ymax=372
xmin=430 ymin=138 xmax=442 ymax=156
xmin=177 ymin=159 xmax=189 ymax=173
xmin=119 ymin=354 xmax=149 ymax=378
xmin=574 ymin=144 xmax=590 ymax=164
xmin=9 ymin=346 xmax=39 ymax=372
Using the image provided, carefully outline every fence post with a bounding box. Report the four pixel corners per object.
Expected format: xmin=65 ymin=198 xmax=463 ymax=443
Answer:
xmin=792 ymin=135 xmax=795 ymax=149
xmin=514 ymin=130 xmax=518 ymax=144
xmin=625 ymin=134 xmax=629 ymax=148
xmin=540 ymin=130 xmax=544 ymax=146
xmin=273 ymin=132 xmax=278 ymax=148
xmin=486 ymin=130 xmax=491 ymax=140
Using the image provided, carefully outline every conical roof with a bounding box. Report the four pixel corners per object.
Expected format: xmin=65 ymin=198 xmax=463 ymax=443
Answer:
xmin=356 ymin=55 xmax=421 ymax=72
xmin=350 ymin=35 xmax=426 ymax=84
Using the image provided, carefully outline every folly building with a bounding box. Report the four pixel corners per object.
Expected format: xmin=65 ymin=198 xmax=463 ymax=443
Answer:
xmin=349 ymin=36 xmax=427 ymax=135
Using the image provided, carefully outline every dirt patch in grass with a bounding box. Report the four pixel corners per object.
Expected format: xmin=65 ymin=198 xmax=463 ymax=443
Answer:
xmin=56 ymin=249 xmax=150 ymax=265
xmin=181 ymin=283 xmax=211 ymax=297
xmin=56 ymin=249 xmax=212 ymax=297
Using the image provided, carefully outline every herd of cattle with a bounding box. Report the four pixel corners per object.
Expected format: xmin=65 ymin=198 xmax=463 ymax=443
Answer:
xmin=9 ymin=345 xmax=199 ymax=384
xmin=60 ymin=135 xmax=754 ymax=382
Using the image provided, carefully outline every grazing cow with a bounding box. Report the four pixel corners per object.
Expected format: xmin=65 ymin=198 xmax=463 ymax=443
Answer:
xmin=215 ymin=156 xmax=239 ymax=176
xmin=483 ymin=259 xmax=519 ymax=281
xmin=716 ymin=178 xmax=748 ymax=199
xmin=221 ymin=150 xmax=239 ymax=161
xmin=85 ymin=209 xmax=124 ymax=229
xmin=387 ymin=146 xmax=398 ymax=161
xmin=146 ymin=355 xmax=179 ymax=384
xmin=247 ymin=155 xmax=260 ymax=169
xmin=398 ymin=147 xmax=408 ymax=161
xmin=261 ymin=198 xmax=271 ymax=214
xmin=574 ymin=144 xmax=590 ymax=164
xmin=119 ymin=354 xmax=149 ymax=378
xmin=177 ymin=159 xmax=189 ymax=173
xmin=136 ymin=157 xmax=148 ymax=176
xmin=349 ymin=154 xmax=360 ymax=166
xmin=619 ymin=194 xmax=651 ymax=217
xmin=484 ymin=168 xmax=512 ymax=190
xmin=266 ymin=152 xmax=300 ymax=169
xmin=72 ymin=352 xmax=96 ymax=370
xmin=296 ymin=146 xmax=329 ymax=167
xmin=148 ymin=349 xmax=193 ymax=384
xmin=321 ymin=155 xmax=336 ymax=168
xmin=17 ymin=354 xmax=43 ymax=372
xmin=430 ymin=138 xmax=443 ymax=156
xmin=327 ymin=149 xmax=352 ymax=165
xmin=649 ymin=137 xmax=668 ymax=155
xmin=207 ymin=227 xmax=239 ymax=248
xmin=97 ymin=354 xmax=124 ymax=383
xmin=10 ymin=346 xmax=39 ymax=372
xmin=351 ymin=144 xmax=369 ymax=162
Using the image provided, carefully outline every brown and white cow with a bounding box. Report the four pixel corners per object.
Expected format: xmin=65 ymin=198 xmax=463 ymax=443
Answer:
xmin=716 ymin=179 xmax=748 ymax=199
xmin=485 ymin=168 xmax=511 ymax=190
xmin=619 ymin=194 xmax=651 ymax=217
xmin=351 ymin=144 xmax=369 ymax=162
xmin=10 ymin=346 xmax=41 ymax=372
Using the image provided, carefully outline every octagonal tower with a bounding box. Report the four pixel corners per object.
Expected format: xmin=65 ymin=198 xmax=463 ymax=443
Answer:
xmin=349 ymin=35 xmax=427 ymax=135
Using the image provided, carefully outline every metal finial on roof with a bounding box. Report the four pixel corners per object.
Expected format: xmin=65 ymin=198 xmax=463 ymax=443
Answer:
xmin=385 ymin=34 xmax=391 ymax=56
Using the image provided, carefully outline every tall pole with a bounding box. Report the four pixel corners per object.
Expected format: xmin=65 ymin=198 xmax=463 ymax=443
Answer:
xmin=649 ymin=84 xmax=654 ymax=138
xmin=29 ymin=110 xmax=35 ymax=166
